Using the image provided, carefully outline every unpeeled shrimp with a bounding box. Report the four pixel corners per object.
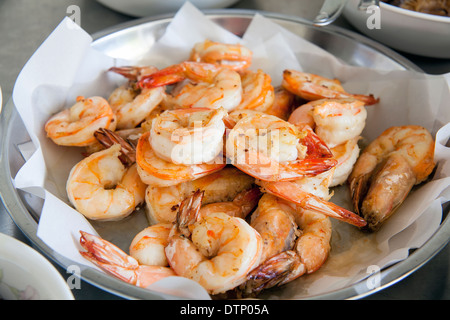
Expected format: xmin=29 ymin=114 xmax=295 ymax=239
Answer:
xmin=282 ymin=70 xmax=379 ymax=105
xmin=150 ymin=107 xmax=227 ymax=165
xmin=139 ymin=61 xmax=242 ymax=112
xmin=165 ymin=190 xmax=263 ymax=295
xmin=348 ymin=125 xmax=436 ymax=231
xmin=189 ymin=39 xmax=252 ymax=71
xmin=108 ymin=66 xmax=165 ymax=130
xmin=79 ymin=231 xmax=175 ymax=288
xmin=45 ymin=96 xmax=116 ymax=147
xmin=66 ymin=129 xmax=146 ymax=221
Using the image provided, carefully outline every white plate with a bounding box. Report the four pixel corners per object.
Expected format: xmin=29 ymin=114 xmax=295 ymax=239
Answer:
xmin=343 ymin=0 xmax=450 ymax=58
xmin=0 ymin=233 xmax=74 ymax=300
xmin=96 ymin=0 xmax=240 ymax=17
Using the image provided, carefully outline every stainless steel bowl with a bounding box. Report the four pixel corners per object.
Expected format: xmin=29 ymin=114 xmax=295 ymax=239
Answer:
xmin=1 ymin=9 xmax=448 ymax=300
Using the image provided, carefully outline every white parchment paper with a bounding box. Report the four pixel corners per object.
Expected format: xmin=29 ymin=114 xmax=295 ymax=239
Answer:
xmin=12 ymin=3 xmax=450 ymax=299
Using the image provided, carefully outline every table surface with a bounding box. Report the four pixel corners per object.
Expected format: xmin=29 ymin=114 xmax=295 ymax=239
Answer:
xmin=0 ymin=0 xmax=449 ymax=300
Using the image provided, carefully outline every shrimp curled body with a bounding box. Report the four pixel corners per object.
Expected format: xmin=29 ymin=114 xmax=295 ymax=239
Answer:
xmin=165 ymin=191 xmax=263 ymax=295
xmin=45 ymin=96 xmax=116 ymax=147
xmin=67 ymin=143 xmax=146 ymax=221
xmin=349 ymin=125 xmax=436 ymax=231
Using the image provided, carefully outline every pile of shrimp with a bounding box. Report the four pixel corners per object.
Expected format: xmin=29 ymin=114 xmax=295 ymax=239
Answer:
xmin=44 ymin=39 xmax=435 ymax=298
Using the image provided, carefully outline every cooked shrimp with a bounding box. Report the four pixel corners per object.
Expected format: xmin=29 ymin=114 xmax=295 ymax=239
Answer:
xmin=129 ymin=223 xmax=172 ymax=267
xmin=238 ymin=193 xmax=332 ymax=297
xmin=264 ymin=86 xmax=295 ymax=121
xmin=136 ymin=131 xmax=226 ymax=187
xmin=249 ymin=194 xmax=299 ymax=263
xmin=45 ymin=96 xmax=116 ymax=147
xmin=165 ymin=190 xmax=263 ymax=295
xmin=282 ymin=70 xmax=379 ymax=105
xmin=288 ymin=98 xmax=367 ymax=148
xmin=108 ymin=66 xmax=165 ymax=130
xmin=257 ymin=170 xmax=367 ymax=227
xmin=79 ymin=231 xmax=175 ymax=288
xmin=288 ymin=98 xmax=366 ymax=185
xmin=329 ymin=137 xmax=360 ymax=187
xmin=150 ymin=107 xmax=227 ymax=165
xmin=145 ymin=166 xmax=255 ymax=224
xmin=235 ymin=69 xmax=274 ymax=112
xmin=189 ymin=39 xmax=252 ymax=71
xmin=139 ymin=61 xmax=242 ymax=111
xmin=348 ymin=125 xmax=436 ymax=231
xmin=197 ymin=186 xmax=261 ymax=220
xmin=226 ymin=113 xmax=337 ymax=181
xmin=66 ymin=129 xmax=146 ymax=221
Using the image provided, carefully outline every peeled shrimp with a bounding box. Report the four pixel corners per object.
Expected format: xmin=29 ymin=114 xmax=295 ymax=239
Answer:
xmin=66 ymin=129 xmax=146 ymax=221
xmin=282 ymin=70 xmax=379 ymax=106
xmin=165 ymin=190 xmax=263 ymax=295
xmin=226 ymin=112 xmax=337 ymax=181
xmin=150 ymin=107 xmax=227 ymax=165
xmin=145 ymin=166 xmax=255 ymax=224
xmin=189 ymin=39 xmax=252 ymax=71
xmin=238 ymin=193 xmax=332 ymax=297
xmin=45 ymin=96 xmax=116 ymax=147
xmin=139 ymin=61 xmax=242 ymax=112
xmin=235 ymin=69 xmax=274 ymax=112
xmin=108 ymin=66 xmax=165 ymax=130
xmin=288 ymin=98 xmax=366 ymax=186
xmin=348 ymin=125 xmax=436 ymax=231
xmin=288 ymin=98 xmax=367 ymax=148
xmin=136 ymin=131 xmax=226 ymax=187
xmin=129 ymin=223 xmax=172 ymax=267
xmin=79 ymin=231 xmax=175 ymax=288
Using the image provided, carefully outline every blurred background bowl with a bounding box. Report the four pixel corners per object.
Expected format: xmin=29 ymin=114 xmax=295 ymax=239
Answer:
xmin=343 ymin=0 xmax=450 ymax=58
xmin=0 ymin=233 xmax=74 ymax=300
xmin=96 ymin=0 xmax=241 ymax=17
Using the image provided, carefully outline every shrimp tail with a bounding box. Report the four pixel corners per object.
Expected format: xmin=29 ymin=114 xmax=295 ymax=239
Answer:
xmin=232 ymin=186 xmax=262 ymax=218
xmin=351 ymin=93 xmax=380 ymax=106
xmin=300 ymin=125 xmax=334 ymax=159
xmin=79 ymin=231 xmax=140 ymax=285
xmin=260 ymin=181 xmax=367 ymax=227
xmin=138 ymin=64 xmax=186 ymax=89
xmin=176 ymin=189 xmax=204 ymax=237
xmin=109 ymin=66 xmax=141 ymax=81
xmin=94 ymin=128 xmax=136 ymax=165
xmin=237 ymin=251 xmax=304 ymax=297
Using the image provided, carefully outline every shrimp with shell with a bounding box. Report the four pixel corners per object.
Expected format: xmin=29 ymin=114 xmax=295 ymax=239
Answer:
xmin=66 ymin=129 xmax=146 ymax=221
xmin=45 ymin=96 xmax=116 ymax=147
xmin=348 ymin=125 xmax=436 ymax=231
